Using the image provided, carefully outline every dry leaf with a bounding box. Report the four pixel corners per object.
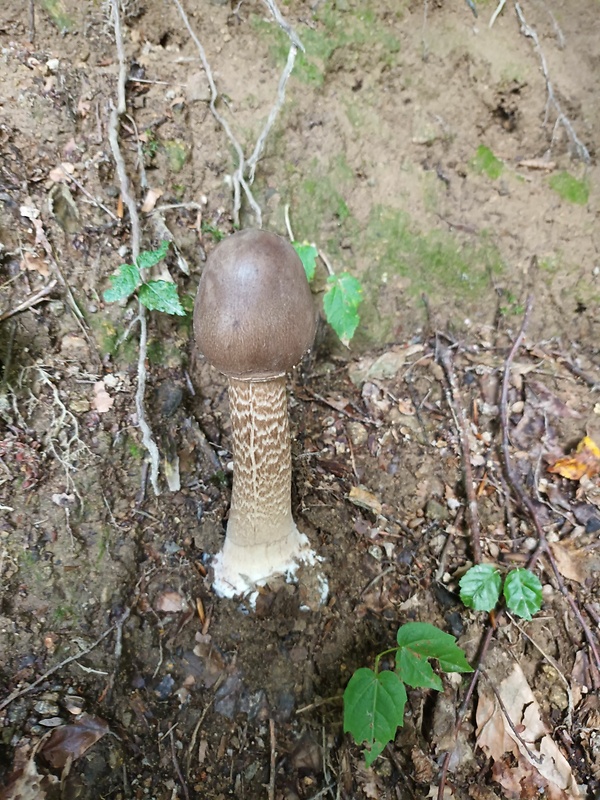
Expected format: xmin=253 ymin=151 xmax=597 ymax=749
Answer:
xmin=20 ymin=251 xmax=50 ymax=277
xmin=92 ymin=381 xmax=114 ymax=413
xmin=348 ymin=485 xmax=383 ymax=516
xmin=141 ymin=187 xmax=164 ymax=214
xmin=187 ymin=634 xmax=227 ymax=688
xmin=548 ymin=435 xmax=600 ymax=481
xmin=570 ymin=649 xmax=591 ymax=708
xmin=40 ymin=714 xmax=109 ymax=769
xmin=48 ymin=162 xmax=75 ymax=183
xmin=548 ymin=542 xmax=585 ymax=584
xmin=398 ymin=398 xmax=416 ymax=415
xmin=0 ymin=748 xmax=58 ymax=800
xmin=476 ymin=662 xmax=580 ymax=799
xmin=49 ymin=183 xmax=80 ymax=233
xmin=155 ymin=590 xmax=186 ymax=612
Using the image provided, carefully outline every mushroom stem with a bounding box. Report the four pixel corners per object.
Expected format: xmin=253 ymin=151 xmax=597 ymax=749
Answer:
xmin=212 ymin=377 xmax=309 ymax=596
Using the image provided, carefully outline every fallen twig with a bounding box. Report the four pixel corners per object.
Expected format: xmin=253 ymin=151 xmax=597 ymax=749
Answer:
xmin=170 ymin=0 xmax=261 ymax=226
xmin=437 ymin=345 xmax=482 ymax=564
xmin=437 ymin=622 xmax=496 ymax=799
xmin=59 ymin=165 xmax=118 ymax=221
xmin=171 ymin=0 xmax=301 ymax=226
xmin=109 ymin=0 xmax=127 ymax=115
xmin=481 ymin=668 xmax=543 ymax=764
xmin=0 ymin=279 xmax=57 ymax=322
xmin=535 ymin=346 xmax=599 ymax=390
xmin=437 ymin=296 xmax=591 ymax=797
xmin=489 ymin=0 xmax=506 ymax=28
xmin=498 ymin=296 xmax=600 ymax=675
xmin=267 ymin=718 xmax=277 ymax=800
xmin=170 ymin=729 xmax=191 ymax=800
xmin=108 ymin=0 xmax=161 ymax=496
xmin=0 ymin=609 xmax=130 ymax=712
xmin=514 ymin=2 xmax=590 ymax=163
xmin=507 ymin=612 xmax=574 ymax=727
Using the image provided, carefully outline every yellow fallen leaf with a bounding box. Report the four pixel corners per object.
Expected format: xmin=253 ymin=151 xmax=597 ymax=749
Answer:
xmin=548 ymin=435 xmax=600 ymax=481
xmin=548 ymin=542 xmax=585 ymax=584
xmin=141 ymin=187 xmax=164 ymax=214
xmin=348 ymin=485 xmax=382 ymax=516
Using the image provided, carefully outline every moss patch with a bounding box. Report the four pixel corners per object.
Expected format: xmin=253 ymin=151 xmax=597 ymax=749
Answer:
xmin=289 ymin=155 xmax=356 ymax=244
xmin=254 ymin=3 xmax=402 ymax=87
xmin=549 ymin=171 xmax=589 ymax=205
xmin=471 ymin=145 xmax=504 ymax=180
xmin=362 ymin=206 xmax=502 ymax=299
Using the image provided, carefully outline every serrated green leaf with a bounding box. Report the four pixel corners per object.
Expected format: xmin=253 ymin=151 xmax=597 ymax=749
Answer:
xmin=136 ymin=241 xmax=170 ymax=270
xmin=103 ymin=263 xmax=140 ymax=303
xmin=139 ymin=281 xmax=186 ymax=315
xmin=459 ymin=564 xmax=502 ymax=613
xmin=503 ymin=568 xmax=542 ymax=620
xmin=343 ymin=668 xmax=407 ymax=767
xmin=395 ymin=648 xmax=443 ymax=691
xmin=323 ymin=272 xmax=363 ymax=346
xmin=292 ymin=241 xmax=318 ymax=283
xmin=396 ymin=622 xmax=473 ymax=674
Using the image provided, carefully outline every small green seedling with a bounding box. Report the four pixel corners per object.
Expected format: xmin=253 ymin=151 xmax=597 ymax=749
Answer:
xmin=142 ymin=130 xmax=159 ymax=162
xmin=343 ymin=622 xmax=473 ymax=766
xmin=459 ymin=564 xmax=542 ymax=620
xmin=201 ymin=222 xmax=226 ymax=242
xmin=103 ymin=241 xmax=185 ymax=316
xmin=293 ymin=241 xmax=363 ymax=346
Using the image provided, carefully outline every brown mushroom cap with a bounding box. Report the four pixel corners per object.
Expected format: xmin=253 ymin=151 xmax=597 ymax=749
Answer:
xmin=194 ymin=229 xmax=317 ymax=381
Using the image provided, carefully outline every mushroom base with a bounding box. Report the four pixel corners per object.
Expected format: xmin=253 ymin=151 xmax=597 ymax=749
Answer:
xmin=212 ymin=525 xmax=316 ymax=598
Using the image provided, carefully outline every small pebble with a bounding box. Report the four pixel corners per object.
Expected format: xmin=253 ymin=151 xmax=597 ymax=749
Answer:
xmin=34 ymin=700 xmax=60 ymax=716
xmin=154 ymin=674 xmax=175 ymax=700
xmin=38 ymin=716 xmax=64 ymax=727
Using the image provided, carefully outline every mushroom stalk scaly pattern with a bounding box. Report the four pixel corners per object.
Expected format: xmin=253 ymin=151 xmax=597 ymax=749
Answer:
xmin=213 ymin=377 xmax=309 ymax=596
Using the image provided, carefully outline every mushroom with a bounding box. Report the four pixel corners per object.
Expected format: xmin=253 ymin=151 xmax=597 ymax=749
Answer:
xmin=194 ymin=229 xmax=317 ymax=597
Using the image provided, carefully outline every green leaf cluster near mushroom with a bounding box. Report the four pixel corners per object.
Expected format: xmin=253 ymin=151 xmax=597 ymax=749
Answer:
xmin=103 ymin=241 xmax=185 ymax=316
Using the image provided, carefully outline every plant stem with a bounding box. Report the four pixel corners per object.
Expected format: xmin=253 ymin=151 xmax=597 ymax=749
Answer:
xmin=373 ymin=647 xmax=399 ymax=674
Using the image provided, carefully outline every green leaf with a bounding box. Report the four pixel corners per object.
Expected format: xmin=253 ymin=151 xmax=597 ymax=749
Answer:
xmin=396 ymin=622 xmax=473 ymax=674
xmin=323 ymin=272 xmax=363 ymax=346
xmin=292 ymin=241 xmax=318 ymax=283
xmin=343 ymin=668 xmax=407 ymax=767
xmin=103 ymin=263 xmax=140 ymax=303
xmin=503 ymin=568 xmax=542 ymax=620
xmin=139 ymin=281 xmax=186 ymax=316
xmin=549 ymin=172 xmax=589 ymax=205
xmin=459 ymin=564 xmax=502 ymax=613
xmin=136 ymin=241 xmax=170 ymax=270
xmin=395 ymin=647 xmax=443 ymax=691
